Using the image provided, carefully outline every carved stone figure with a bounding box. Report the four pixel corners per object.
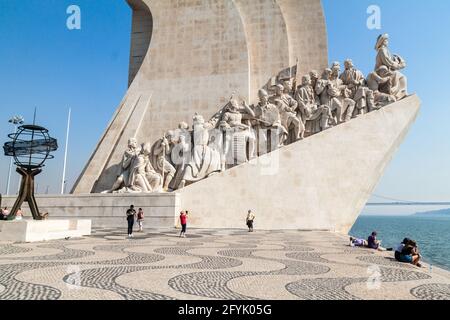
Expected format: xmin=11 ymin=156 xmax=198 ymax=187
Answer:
xmin=114 ymin=143 xmax=163 ymax=193
xmin=178 ymin=121 xmax=189 ymax=131
xmin=329 ymin=62 xmax=356 ymax=122
xmin=272 ymin=84 xmax=303 ymax=142
xmin=375 ymin=34 xmax=406 ymax=71
xmin=367 ymin=66 xmax=397 ymax=108
xmin=178 ymin=114 xmax=222 ymax=189
xmin=309 ymin=70 xmax=320 ymax=91
xmin=339 ymin=59 xmax=376 ymax=115
xmin=296 ymin=75 xmax=331 ymax=135
xmin=150 ymin=131 xmax=177 ymax=191
xmin=167 ymin=124 xmax=192 ymax=190
xmin=144 ymin=158 xmax=163 ymax=192
xmin=375 ymin=34 xmax=408 ymax=100
xmin=252 ymin=89 xmax=288 ymax=153
xmin=316 ymin=68 xmax=341 ymax=125
xmin=219 ymin=98 xmax=256 ymax=170
xmin=107 ymin=142 xmax=163 ymax=194
xmin=282 ymin=78 xmax=295 ymax=96
xmin=102 ymin=138 xmax=140 ymax=193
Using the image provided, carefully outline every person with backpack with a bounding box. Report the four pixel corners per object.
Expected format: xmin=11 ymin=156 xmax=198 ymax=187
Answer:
xmin=126 ymin=205 xmax=136 ymax=238
xmin=137 ymin=208 xmax=144 ymax=232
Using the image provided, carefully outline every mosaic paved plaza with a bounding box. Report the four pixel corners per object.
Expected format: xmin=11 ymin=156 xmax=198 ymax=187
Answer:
xmin=1 ymin=228 xmax=450 ymax=300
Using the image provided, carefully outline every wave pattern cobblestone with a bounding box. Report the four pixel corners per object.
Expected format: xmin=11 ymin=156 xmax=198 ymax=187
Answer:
xmin=0 ymin=228 xmax=448 ymax=300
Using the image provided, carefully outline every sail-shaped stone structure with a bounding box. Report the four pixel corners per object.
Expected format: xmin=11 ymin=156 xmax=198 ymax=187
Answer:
xmin=71 ymin=0 xmax=329 ymax=194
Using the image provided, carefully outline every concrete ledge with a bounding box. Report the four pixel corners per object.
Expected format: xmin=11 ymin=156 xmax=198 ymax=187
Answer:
xmin=0 ymin=219 xmax=91 ymax=243
xmin=0 ymin=193 xmax=180 ymax=228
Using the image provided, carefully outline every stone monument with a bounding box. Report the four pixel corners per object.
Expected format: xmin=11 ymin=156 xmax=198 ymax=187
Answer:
xmin=2 ymin=0 xmax=420 ymax=234
xmin=72 ymin=0 xmax=329 ymax=194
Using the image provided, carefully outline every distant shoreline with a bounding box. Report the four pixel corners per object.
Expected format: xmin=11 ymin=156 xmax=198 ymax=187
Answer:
xmin=360 ymin=214 xmax=450 ymax=217
xmin=414 ymin=208 xmax=450 ymax=217
xmin=361 ymin=208 xmax=450 ymax=217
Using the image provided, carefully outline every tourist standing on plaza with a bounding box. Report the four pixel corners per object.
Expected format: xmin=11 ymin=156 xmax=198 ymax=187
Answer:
xmin=179 ymin=211 xmax=188 ymax=238
xmin=246 ymin=210 xmax=255 ymax=232
xmin=137 ymin=208 xmax=144 ymax=232
xmin=126 ymin=205 xmax=137 ymax=238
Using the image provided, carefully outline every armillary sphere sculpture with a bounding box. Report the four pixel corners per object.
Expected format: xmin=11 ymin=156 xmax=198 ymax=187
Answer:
xmin=3 ymin=125 xmax=58 ymax=220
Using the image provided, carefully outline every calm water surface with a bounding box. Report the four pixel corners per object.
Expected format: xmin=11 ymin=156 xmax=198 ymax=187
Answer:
xmin=350 ymin=215 xmax=450 ymax=271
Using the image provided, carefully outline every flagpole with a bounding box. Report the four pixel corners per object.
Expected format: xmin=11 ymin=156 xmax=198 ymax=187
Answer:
xmin=61 ymin=108 xmax=71 ymax=194
xmin=6 ymin=124 xmax=17 ymax=195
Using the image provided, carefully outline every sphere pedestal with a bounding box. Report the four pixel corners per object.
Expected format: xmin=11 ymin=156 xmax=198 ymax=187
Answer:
xmin=7 ymin=167 xmax=46 ymax=220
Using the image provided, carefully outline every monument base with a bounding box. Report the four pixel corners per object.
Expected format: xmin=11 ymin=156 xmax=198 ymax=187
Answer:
xmin=0 ymin=193 xmax=179 ymax=229
xmin=0 ymin=219 xmax=92 ymax=243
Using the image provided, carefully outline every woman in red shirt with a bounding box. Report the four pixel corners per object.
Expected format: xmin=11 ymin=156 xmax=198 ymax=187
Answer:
xmin=179 ymin=211 xmax=188 ymax=238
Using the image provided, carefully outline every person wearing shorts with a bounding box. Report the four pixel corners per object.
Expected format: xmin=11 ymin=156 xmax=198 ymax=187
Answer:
xmin=399 ymin=239 xmax=422 ymax=267
xmin=246 ymin=210 xmax=255 ymax=232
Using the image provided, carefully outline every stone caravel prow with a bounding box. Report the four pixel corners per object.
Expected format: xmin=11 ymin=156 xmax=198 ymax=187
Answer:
xmin=178 ymin=95 xmax=421 ymax=233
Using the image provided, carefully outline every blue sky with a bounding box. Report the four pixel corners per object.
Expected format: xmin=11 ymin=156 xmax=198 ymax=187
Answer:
xmin=0 ymin=0 xmax=449 ymax=213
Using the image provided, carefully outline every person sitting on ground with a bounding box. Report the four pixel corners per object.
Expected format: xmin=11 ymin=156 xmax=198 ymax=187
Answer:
xmin=349 ymin=236 xmax=368 ymax=247
xmin=15 ymin=208 xmax=23 ymax=221
xmin=394 ymin=238 xmax=411 ymax=261
xmin=368 ymin=231 xmax=381 ymax=250
xmin=1 ymin=207 xmax=9 ymax=220
xmin=367 ymin=231 xmax=393 ymax=251
xmin=400 ymin=239 xmax=423 ymax=268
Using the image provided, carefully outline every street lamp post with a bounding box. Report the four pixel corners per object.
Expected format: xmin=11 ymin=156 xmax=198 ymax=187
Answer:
xmin=6 ymin=116 xmax=24 ymax=195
